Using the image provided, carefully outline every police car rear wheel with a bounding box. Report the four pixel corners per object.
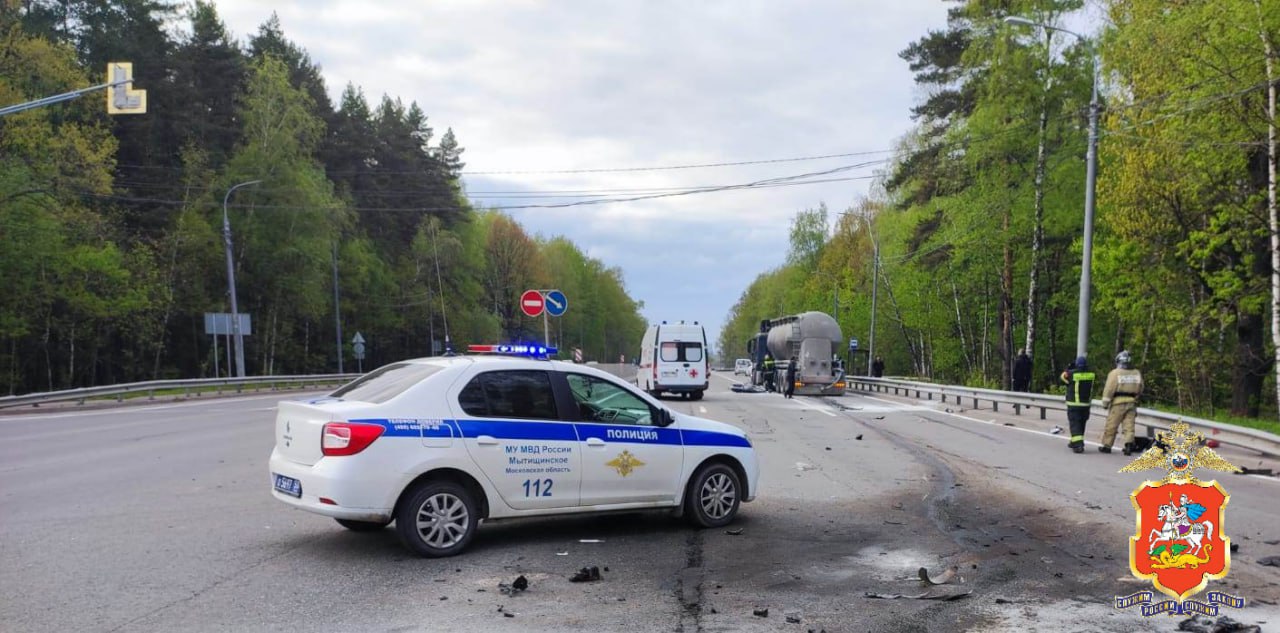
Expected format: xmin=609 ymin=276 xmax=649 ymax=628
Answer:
xmin=335 ymin=518 xmax=390 ymax=532
xmin=685 ymin=463 xmax=740 ymax=528
xmin=396 ymin=481 xmax=477 ymax=557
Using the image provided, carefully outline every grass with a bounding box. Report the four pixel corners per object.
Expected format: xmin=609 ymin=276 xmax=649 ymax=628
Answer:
xmin=1143 ymin=404 xmax=1280 ymax=437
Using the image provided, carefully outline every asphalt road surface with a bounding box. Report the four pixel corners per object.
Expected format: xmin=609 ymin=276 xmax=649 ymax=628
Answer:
xmin=2 ymin=371 xmax=1278 ymax=632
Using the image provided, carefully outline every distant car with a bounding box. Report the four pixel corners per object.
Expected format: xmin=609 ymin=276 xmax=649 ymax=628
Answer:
xmin=269 ymin=349 xmax=759 ymax=557
xmin=734 ymin=359 xmax=752 ymax=375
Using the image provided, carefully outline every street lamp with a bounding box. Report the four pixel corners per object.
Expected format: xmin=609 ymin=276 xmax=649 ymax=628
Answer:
xmin=839 ymin=211 xmax=880 ymax=376
xmin=1004 ymin=15 xmax=1099 ymax=361
xmin=222 ymin=179 xmax=262 ymax=378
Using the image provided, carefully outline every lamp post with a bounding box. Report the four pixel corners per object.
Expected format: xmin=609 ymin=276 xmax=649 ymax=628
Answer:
xmin=1004 ymin=15 xmax=1099 ymax=361
xmin=839 ymin=211 xmax=880 ymax=376
xmin=222 ymin=179 xmax=262 ymax=378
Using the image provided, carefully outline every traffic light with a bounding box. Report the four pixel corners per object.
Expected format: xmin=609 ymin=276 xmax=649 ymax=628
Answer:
xmin=106 ymin=62 xmax=146 ymax=114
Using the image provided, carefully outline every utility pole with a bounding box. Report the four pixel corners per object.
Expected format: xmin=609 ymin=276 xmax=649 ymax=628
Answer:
xmin=222 ymin=179 xmax=261 ymax=378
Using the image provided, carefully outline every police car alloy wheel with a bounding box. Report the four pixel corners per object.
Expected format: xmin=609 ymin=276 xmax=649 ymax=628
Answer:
xmin=335 ymin=518 xmax=390 ymax=532
xmin=685 ymin=463 xmax=741 ymax=528
xmin=395 ymin=480 xmax=478 ymax=558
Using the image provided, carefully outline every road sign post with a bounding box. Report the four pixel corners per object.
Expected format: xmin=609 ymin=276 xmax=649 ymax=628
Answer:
xmin=352 ymin=332 xmax=366 ymax=373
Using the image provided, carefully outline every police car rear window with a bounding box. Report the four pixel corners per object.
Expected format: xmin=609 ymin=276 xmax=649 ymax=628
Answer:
xmin=330 ymin=363 xmax=442 ymax=403
xmin=458 ymin=370 xmax=559 ymax=420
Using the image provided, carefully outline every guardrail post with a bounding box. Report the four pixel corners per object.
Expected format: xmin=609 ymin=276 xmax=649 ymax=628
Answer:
xmin=1014 ymin=403 xmax=1021 ymax=415
xmin=1040 ymin=407 xmax=1046 ymax=420
xmin=148 ymin=389 xmax=155 ymax=401
xmin=941 ymin=394 xmax=947 ymax=403
xmin=973 ymin=397 xmax=979 ymax=409
xmin=927 ymin=392 xmax=932 ymax=400
xmin=116 ymin=393 xmax=123 ymax=403
xmin=993 ymin=400 xmax=999 ymax=412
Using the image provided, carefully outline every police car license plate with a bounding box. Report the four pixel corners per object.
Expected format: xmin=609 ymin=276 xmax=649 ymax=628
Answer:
xmin=273 ymin=473 xmax=302 ymax=498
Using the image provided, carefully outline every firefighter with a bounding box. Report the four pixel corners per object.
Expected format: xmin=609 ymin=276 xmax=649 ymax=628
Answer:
xmin=784 ymin=355 xmax=798 ymax=399
xmin=1098 ymin=350 xmax=1143 ymax=455
xmin=1060 ymin=356 xmax=1095 ymax=454
xmin=763 ymin=353 xmax=776 ymax=392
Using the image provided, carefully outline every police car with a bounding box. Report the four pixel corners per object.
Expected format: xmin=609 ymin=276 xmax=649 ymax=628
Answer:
xmin=268 ymin=345 xmax=759 ymax=557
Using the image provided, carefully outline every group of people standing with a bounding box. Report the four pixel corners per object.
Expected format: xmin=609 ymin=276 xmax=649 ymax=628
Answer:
xmin=1060 ymin=350 xmax=1144 ymax=455
xmin=1011 ymin=348 xmax=1144 ymax=454
xmin=761 ymin=354 xmax=799 ymax=398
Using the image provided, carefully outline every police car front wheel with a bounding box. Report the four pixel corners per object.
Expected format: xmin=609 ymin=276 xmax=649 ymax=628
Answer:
xmin=395 ymin=480 xmax=478 ymax=557
xmin=685 ymin=463 xmax=741 ymax=528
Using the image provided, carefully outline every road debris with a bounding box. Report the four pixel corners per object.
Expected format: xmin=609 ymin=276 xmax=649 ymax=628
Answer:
xmin=795 ymin=462 xmax=818 ymax=472
xmin=753 ymin=608 xmax=769 ymax=617
xmin=725 ymin=528 xmax=744 ymax=536
xmin=918 ymin=565 xmax=961 ymax=585
xmin=1049 ymin=426 xmax=1064 ymax=435
xmin=786 ymin=615 xmax=802 ymax=624
xmin=731 ymin=383 xmax=766 ymax=393
xmin=579 ymin=539 xmax=604 ymax=543
xmin=865 ymin=590 xmax=972 ymax=601
xmin=556 ymin=551 xmax=569 ymax=556
xmin=1264 ymin=539 xmax=1280 ymax=545
xmin=1237 ymin=468 xmax=1274 ymax=476
xmin=569 ymin=566 xmax=602 ymax=582
xmin=1176 ymin=614 xmax=1261 ymax=633
xmin=498 ymin=575 xmax=528 ymax=596
xmin=855 ymin=434 xmax=863 ymax=440
xmin=1257 ymin=556 xmax=1280 ymax=567
xmin=874 ymin=416 xmax=885 ymax=420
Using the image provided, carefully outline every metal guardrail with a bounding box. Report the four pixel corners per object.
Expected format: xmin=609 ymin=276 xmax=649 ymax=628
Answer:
xmin=0 ymin=374 xmax=360 ymax=410
xmin=847 ymin=376 xmax=1280 ymax=459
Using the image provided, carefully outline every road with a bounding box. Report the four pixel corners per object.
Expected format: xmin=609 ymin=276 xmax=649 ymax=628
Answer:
xmin=1 ymin=370 xmax=1277 ymax=632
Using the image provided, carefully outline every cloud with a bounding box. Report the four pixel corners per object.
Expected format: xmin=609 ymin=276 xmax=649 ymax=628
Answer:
xmin=214 ymin=0 xmax=950 ymax=349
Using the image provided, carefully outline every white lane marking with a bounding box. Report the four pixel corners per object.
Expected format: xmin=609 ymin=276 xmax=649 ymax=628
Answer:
xmin=856 ymin=394 xmax=1280 ymax=486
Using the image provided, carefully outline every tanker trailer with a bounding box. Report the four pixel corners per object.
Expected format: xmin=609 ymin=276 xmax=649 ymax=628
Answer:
xmin=748 ymin=311 xmax=846 ymax=396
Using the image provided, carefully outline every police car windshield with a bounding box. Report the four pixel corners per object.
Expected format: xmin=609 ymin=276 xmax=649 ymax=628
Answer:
xmin=330 ymin=362 xmax=442 ymax=403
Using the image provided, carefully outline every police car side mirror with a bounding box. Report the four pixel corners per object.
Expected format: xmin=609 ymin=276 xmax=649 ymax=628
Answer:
xmin=654 ymin=408 xmax=674 ymax=427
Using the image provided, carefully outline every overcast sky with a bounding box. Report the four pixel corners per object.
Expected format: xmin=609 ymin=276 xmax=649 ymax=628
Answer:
xmin=215 ymin=0 xmax=952 ymax=353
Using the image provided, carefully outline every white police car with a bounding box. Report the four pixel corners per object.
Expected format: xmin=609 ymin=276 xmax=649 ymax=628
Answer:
xmin=268 ymin=345 xmax=759 ymax=557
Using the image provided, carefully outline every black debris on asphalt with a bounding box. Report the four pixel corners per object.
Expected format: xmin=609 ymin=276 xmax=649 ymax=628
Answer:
xmin=1257 ymin=555 xmax=1280 ymax=567
xmin=786 ymin=615 xmax=802 ymax=624
xmin=753 ymin=608 xmax=769 ymax=617
xmin=498 ymin=575 xmax=528 ymax=596
xmin=570 ymin=566 xmax=602 ymax=582
xmin=855 ymin=434 xmax=863 ymax=440
xmin=1177 ymin=614 xmax=1262 ymax=633
xmin=725 ymin=528 xmax=744 ymax=536
xmin=1230 ymin=543 xmax=1239 ymax=553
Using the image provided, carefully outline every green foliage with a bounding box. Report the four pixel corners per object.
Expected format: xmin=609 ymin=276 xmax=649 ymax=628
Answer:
xmin=0 ymin=6 xmax=646 ymax=393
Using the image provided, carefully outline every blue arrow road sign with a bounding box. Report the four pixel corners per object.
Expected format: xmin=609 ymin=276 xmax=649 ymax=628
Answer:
xmin=544 ymin=290 xmax=568 ymax=317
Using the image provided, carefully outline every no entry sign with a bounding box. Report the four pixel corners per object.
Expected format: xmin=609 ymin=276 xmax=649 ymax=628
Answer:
xmin=520 ymin=289 xmax=544 ymax=317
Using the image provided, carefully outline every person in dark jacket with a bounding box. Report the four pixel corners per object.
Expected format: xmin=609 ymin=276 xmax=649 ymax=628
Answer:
xmin=871 ymin=356 xmax=885 ymax=378
xmin=1060 ymin=356 xmax=1095 ymax=454
xmin=763 ymin=354 xmax=775 ymax=392
xmin=784 ymin=356 xmax=798 ymax=398
xmin=1012 ymin=349 xmax=1032 ymax=392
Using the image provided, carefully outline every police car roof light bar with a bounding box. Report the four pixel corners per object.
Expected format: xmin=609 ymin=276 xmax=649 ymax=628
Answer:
xmin=467 ymin=344 xmax=558 ymax=359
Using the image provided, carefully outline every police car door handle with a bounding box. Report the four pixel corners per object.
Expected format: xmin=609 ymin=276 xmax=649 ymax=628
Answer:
xmin=586 ymin=437 xmax=606 ymax=447
xmin=476 ymin=435 xmax=499 ymax=446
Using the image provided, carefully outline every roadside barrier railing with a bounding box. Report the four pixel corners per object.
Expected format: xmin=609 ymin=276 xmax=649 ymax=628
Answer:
xmin=846 ymin=376 xmax=1280 ymax=459
xmin=0 ymin=374 xmax=360 ymax=410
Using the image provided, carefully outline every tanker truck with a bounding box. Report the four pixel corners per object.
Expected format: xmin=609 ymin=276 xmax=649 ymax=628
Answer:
xmin=745 ymin=311 xmax=846 ymax=396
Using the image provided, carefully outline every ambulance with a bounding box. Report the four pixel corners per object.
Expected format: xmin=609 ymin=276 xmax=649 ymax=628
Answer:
xmin=636 ymin=321 xmax=709 ymax=400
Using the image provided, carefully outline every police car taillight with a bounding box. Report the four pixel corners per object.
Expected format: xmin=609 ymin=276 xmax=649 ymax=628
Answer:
xmin=321 ymin=422 xmax=384 ymax=456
